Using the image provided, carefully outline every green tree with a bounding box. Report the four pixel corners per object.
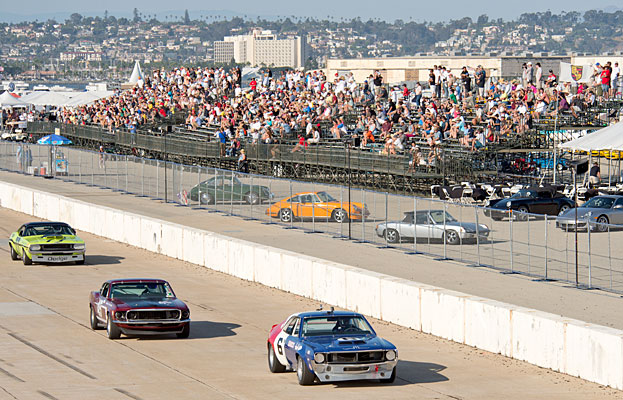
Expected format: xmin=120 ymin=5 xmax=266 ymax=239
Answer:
xmin=184 ymin=10 xmax=190 ymax=24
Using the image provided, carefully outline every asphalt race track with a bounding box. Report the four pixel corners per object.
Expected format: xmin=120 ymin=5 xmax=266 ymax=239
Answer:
xmin=0 ymin=208 xmax=619 ymax=399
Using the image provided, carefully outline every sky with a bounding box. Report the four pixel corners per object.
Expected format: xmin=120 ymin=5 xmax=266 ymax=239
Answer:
xmin=2 ymin=0 xmax=621 ymax=23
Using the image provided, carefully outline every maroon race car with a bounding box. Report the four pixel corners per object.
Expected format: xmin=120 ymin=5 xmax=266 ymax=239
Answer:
xmin=89 ymin=278 xmax=191 ymax=339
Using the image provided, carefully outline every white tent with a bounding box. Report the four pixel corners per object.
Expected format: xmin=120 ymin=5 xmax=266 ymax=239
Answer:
xmin=21 ymin=91 xmax=71 ymax=107
xmin=0 ymin=91 xmax=29 ymax=108
xmin=62 ymin=91 xmax=114 ymax=107
xmin=559 ymin=122 xmax=623 ymax=151
xmin=128 ymin=61 xmax=143 ymax=85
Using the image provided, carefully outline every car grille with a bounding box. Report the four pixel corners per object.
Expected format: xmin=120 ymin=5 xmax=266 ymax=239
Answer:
xmin=40 ymin=243 xmax=73 ymax=250
xmin=327 ymin=351 xmax=384 ymax=364
xmin=127 ymin=310 xmax=180 ymax=320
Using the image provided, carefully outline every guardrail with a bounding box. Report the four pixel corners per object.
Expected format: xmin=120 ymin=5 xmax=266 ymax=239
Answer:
xmin=2 ymin=140 xmax=622 ymax=295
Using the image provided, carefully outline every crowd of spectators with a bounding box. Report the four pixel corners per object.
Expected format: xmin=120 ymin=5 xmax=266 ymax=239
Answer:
xmin=48 ymin=60 xmax=622 ymax=171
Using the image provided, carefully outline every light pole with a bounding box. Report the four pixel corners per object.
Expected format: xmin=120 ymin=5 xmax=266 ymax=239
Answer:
xmin=346 ymin=140 xmax=352 ymax=240
xmin=163 ymin=126 xmax=168 ymax=203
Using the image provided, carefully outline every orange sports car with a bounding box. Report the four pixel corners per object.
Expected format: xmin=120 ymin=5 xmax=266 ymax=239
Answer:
xmin=266 ymin=191 xmax=369 ymax=223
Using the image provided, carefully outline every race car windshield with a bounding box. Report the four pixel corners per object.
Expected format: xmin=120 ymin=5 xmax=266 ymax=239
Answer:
xmin=301 ymin=316 xmax=373 ymax=337
xmin=23 ymin=224 xmax=75 ymax=236
xmin=582 ymin=197 xmax=614 ymax=209
xmin=429 ymin=211 xmax=458 ymax=224
xmin=109 ymin=282 xmax=175 ymax=300
xmin=316 ymin=191 xmax=337 ymax=202
xmin=512 ymin=189 xmax=536 ymax=199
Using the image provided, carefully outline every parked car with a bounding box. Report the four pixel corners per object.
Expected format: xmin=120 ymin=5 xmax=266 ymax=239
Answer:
xmin=9 ymin=221 xmax=85 ymax=265
xmin=375 ymin=210 xmax=490 ymax=245
xmin=267 ymin=309 xmax=397 ymax=385
xmin=188 ymin=175 xmax=273 ymax=205
xmin=556 ymin=195 xmax=623 ymax=232
xmin=484 ymin=188 xmax=574 ymax=220
xmin=89 ymin=278 xmax=191 ymax=339
xmin=266 ymin=191 xmax=369 ymax=223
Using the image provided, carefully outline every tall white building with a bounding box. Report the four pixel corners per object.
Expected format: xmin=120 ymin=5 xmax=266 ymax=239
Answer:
xmin=214 ymin=29 xmax=306 ymax=69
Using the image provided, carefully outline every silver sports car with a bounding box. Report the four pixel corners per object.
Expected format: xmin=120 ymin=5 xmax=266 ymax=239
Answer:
xmin=556 ymin=195 xmax=623 ymax=232
xmin=375 ymin=210 xmax=490 ymax=245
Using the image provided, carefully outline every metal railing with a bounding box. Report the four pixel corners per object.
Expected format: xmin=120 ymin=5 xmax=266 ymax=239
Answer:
xmin=2 ymin=140 xmax=622 ymax=295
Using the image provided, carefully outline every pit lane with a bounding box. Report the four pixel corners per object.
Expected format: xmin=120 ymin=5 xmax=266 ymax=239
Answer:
xmin=0 ymin=208 xmax=618 ymax=399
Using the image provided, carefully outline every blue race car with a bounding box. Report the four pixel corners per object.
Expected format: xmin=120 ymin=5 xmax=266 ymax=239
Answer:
xmin=267 ymin=309 xmax=398 ymax=385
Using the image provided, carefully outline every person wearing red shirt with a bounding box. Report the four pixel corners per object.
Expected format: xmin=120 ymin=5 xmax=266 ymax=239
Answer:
xmin=601 ymin=63 xmax=612 ymax=99
xmin=249 ymin=78 xmax=257 ymax=92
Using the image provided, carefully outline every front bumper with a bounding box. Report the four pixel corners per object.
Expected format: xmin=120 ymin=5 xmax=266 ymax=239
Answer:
xmin=312 ymin=360 xmax=397 ymax=382
xmin=556 ymin=219 xmax=589 ymax=231
xmin=30 ymin=252 xmax=85 ymax=263
xmin=460 ymin=231 xmax=490 ymax=239
xmin=113 ymin=319 xmax=190 ymax=335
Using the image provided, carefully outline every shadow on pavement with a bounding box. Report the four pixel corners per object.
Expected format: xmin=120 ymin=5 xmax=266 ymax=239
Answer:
xmin=330 ymin=360 xmax=448 ymax=387
xmin=86 ymin=255 xmax=125 ymax=265
xmin=187 ymin=320 xmax=241 ymax=339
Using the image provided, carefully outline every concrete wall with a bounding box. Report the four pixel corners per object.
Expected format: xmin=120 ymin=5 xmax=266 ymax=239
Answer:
xmin=1 ymin=180 xmax=622 ymax=390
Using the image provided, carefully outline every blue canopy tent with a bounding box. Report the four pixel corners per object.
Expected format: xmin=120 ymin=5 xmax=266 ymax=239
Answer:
xmin=37 ymin=134 xmax=72 ymax=145
xmin=37 ymin=134 xmax=71 ymax=177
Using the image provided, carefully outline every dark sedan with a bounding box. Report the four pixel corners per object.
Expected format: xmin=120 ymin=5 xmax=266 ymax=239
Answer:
xmin=188 ymin=175 xmax=273 ymax=205
xmin=484 ymin=188 xmax=575 ymax=220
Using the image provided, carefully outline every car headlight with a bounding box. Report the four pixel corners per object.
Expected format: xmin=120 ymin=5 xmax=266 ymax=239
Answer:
xmin=181 ymin=310 xmax=190 ymax=319
xmin=352 ymin=205 xmax=362 ymax=212
xmin=73 ymin=244 xmax=85 ymax=250
xmin=29 ymin=244 xmax=41 ymax=251
xmin=114 ymin=311 xmax=125 ymax=319
xmin=386 ymin=350 xmax=396 ymax=361
xmin=314 ymin=353 xmax=326 ymax=363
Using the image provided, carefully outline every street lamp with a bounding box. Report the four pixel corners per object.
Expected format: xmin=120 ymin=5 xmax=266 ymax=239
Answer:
xmin=345 ymin=139 xmax=352 ymax=240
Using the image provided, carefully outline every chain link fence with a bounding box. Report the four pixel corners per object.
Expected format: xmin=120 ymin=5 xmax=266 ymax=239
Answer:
xmin=2 ymin=141 xmax=623 ymax=294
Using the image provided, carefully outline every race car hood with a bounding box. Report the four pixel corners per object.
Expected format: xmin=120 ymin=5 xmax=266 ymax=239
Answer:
xmin=303 ymin=335 xmax=395 ymax=351
xmin=111 ymin=297 xmax=187 ymax=309
xmin=21 ymin=235 xmax=84 ymax=244
xmin=558 ymin=207 xmax=597 ymax=221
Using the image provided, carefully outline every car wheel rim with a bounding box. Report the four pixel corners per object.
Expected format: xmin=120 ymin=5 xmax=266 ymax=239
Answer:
xmin=598 ymin=217 xmax=608 ymax=231
xmin=281 ymin=210 xmax=291 ymax=221
xmin=269 ymin=347 xmax=274 ymax=366
xmin=447 ymin=231 xmax=458 ymax=243
xmin=335 ymin=210 xmax=345 ymax=222
xmin=201 ymin=193 xmax=211 ymax=204
xmin=387 ymin=230 xmax=396 ymax=242
xmin=560 ymin=206 xmax=569 ymax=214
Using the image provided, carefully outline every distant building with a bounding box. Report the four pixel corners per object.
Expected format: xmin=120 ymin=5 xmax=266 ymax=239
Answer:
xmin=326 ymin=54 xmax=623 ymax=84
xmin=60 ymin=51 xmax=103 ymax=62
xmin=214 ymin=29 xmax=306 ymax=68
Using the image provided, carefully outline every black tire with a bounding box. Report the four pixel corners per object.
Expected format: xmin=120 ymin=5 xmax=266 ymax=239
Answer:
xmin=268 ymin=343 xmax=286 ymax=373
xmin=558 ymin=204 xmax=570 ymax=215
xmin=331 ymin=208 xmax=348 ymax=223
xmin=279 ymin=208 xmax=293 ymax=223
xmin=176 ymin=323 xmax=190 ymax=339
xmin=245 ymin=192 xmax=260 ymax=205
xmin=200 ymin=192 xmax=215 ymax=205
xmin=76 ymin=256 xmax=85 ymax=265
xmin=385 ymin=229 xmax=400 ymax=244
xmin=381 ymin=367 xmax=397 ymax=383
xmin=596 ymin=215 xmax=609 ymax=232
xmin=444 ymin=230 xmax=460 ymax=245
xmin=296 ymin=356 xmax=316 ymax=385
xmin=90 ymin=306 xmax=101 ymax=330
xmin=491 ymin=216 xmax=502 ymax=221
xmin=106 ymin=313 xmax=121 ymax=339
xmin=10 ymin=244 xmax=18 ymax=260
xmin=22 ymin=250 xmax=32 ymax=265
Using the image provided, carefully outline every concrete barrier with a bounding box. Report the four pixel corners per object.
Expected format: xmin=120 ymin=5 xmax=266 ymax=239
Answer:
xmin=1 ymin=179 xmax=622 ymax=390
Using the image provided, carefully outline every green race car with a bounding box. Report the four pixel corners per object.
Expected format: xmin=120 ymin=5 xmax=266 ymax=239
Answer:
xmin=189 ymin=176 xmax=273 ymax=205
xmin=9 ymin=222 xmax=86 ymax=265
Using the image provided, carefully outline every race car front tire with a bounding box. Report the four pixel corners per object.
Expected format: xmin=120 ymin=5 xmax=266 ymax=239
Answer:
xmin=90 ymin=306 xmax=101 ymax=330
xmin=176 ymin=323 xmax=190 ymax=339
xmin=268 ymin=343 xmax=286 ymax=373
xmin=381 ymin=366 xmax=397 ymax=383
xmin=106 ymin=314 xmax=121 ymax=339
xmin=296 ymin=356 xmax=315 ymax=385
xmin=10 ymin=244 xmax=18 ymax=260
xmin=22 ymin=251 xmax=32 ymax=265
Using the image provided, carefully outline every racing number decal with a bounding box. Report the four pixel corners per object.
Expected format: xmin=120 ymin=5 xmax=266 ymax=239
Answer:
xmin=277 ymin=337 xmax=284 ymax=355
